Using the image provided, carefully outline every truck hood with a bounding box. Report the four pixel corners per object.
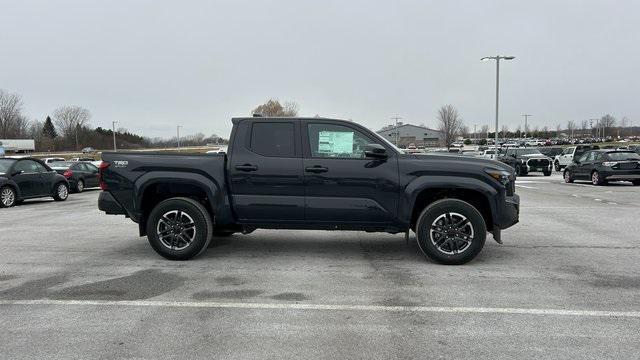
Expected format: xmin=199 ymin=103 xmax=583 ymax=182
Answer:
xmin=520 ymin=154 xmax=551 ymax=160
xmin=409 ymin=153 xmax=514 ymax=172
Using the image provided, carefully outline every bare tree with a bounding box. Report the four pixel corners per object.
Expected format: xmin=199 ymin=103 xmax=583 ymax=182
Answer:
xmin=0 ymin=89 xmax=28 ymax=138
xmin=599 ymin=114 xmax=616 ymax=138
xmin=567 ymin=120 xmax=576 ymax=139
xmin=556 ymin=123 xmax=562 ymax=137
xmin=480 ymin=125 xmax=489 ymax=137
xmin=460 ymin=125 xmax=470 ymax=138
xmin=252 ymin=99 xmax=299 ymax=117
xmin=619 ymin=116 xmax=629 ymax=137
xmin=501 ymin=124 xmax=509 ymax=139
xmin=52 ymin=106 xmax=91 ymax=138
xmin=581 ymin=120 xmax=589 ymax=137
xmin=436 ymin=105 xmax=463 ymax=150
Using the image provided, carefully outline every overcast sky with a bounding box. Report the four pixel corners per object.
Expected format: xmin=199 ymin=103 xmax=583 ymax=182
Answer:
xmin=1 ymin=0 xmax=638 ymax=138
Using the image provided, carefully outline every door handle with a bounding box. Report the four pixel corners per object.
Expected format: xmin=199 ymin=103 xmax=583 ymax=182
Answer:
xmin=305 ymin=166 xmax=329 ymax=173
xmin=235 ymin=164 xmax=258 ymax=172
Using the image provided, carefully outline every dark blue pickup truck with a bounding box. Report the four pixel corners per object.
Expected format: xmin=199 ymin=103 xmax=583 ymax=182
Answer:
xmin=99 ymin=117 xmax=519 ymax=264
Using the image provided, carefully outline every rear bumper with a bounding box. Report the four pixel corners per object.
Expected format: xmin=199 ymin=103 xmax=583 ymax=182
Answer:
xmin=494 ymin=194 xmax=520 ymax=230
xmin=98 ymin=191 xmax=126 ymax=215
xmin=603 ymin=171 xmax=640 ymax=181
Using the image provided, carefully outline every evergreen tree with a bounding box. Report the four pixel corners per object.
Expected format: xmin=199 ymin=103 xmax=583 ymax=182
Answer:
xmin=42 ymin=116 xmax=58 ymax=138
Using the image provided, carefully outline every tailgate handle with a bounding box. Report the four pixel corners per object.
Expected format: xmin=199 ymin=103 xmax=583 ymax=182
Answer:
xmin=235 ymin=164 xmax=258 ymax=172
xmin=305 ymin=166 xmax=329 ymax=173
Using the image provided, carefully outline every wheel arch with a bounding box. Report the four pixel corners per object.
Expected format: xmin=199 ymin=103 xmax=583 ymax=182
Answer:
xmin=134 ymin=172 xmax=228 ymax=236
xmin=404 ymin=176 xmax=498 ymax=232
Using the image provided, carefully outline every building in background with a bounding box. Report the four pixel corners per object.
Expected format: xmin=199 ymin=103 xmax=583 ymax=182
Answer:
xmin=377 ymin=123 xmax=443 ymax=147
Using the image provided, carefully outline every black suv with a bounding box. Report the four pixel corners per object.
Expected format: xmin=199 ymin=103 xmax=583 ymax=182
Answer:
xmin=499 ymin=148 xmax=552 ymax=176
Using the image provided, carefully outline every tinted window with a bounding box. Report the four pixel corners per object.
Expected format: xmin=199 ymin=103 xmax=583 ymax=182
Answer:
xmin=587 ymin=152 xmax=596 ymax=161
xmin=606 ymin=152 xmax=640 ymax=161
xmin=85 ymin=163 xmax=98 ymax=172
xmin=14 ymin=160 xmax=43 ymax=173
xmin=0 ymin=159 xmax=16 ymax=173
xmin=249 ymin=122 xmax=295 ymax=157
xmin=307 ymin=123 xmax=373 ymax=159
xmin=563 ymin=147 xmax=574 ymax=155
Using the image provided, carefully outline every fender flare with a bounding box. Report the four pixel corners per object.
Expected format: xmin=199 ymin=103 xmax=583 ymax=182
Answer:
xmin=401 ymin=176 xmax=499 ymax=226
xmin=134 ymin=171 xmax=224 ymax=220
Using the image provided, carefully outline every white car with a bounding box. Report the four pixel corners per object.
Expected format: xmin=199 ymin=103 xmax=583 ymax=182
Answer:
xmin=553 ymin=145 xmax=600 ymax=171
xmin=526 ymin=140 xmax=545 ymax=147
xmin=41 ymin=157 xmax=66 ymax=164
xmin=480 ymin=149 xmax=497 ymax=160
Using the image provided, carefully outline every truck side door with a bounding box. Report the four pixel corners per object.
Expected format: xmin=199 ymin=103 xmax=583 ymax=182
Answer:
xmin=302 ymin=121 xmax=400 ymax=225
xmin=561 ymin=147 xmax=575 ymax=166
xmin=228 ymin=120 xmax=305 ymax=222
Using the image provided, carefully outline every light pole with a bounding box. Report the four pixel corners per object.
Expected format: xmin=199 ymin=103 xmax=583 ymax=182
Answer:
xmin=522 ymin=114 xmax=532 ymax=139
xmin=390 ymin=116 xmax=402 ymax=146
xmin=112 ymin=121 xmax=118 ymax=151
xmin=177 ymin=125 xmax=183 ymax=150
xmin=481 ymin=55 xmax=515 ymax=148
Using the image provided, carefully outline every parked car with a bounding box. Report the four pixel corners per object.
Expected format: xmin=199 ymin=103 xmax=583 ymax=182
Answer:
xmin=98 ymin=116 xmax=520 ymax=265
xmin=480 ymin=149 xmax=497 ymax=160
xmin=41 ymin=157 xmax=66 ymax=164
xmin=48 ymin=161 xmax=100 ymax=193
xmin=0 ymin=158 xmax=69 ymax=207
xmin=553 ymin=145 xmax=600 ymax=171
xmin=81 ymin=147 xmax=96 ymax=154
xmin=499 ymin=148 xmax=552 ymax=176
xmin=70 ymin=157 xmax=96 ymax=162
xmin=538 ymin=147 xmax=564 ymax=166
xmin=563 ymin=150 xmax=640 ymax=186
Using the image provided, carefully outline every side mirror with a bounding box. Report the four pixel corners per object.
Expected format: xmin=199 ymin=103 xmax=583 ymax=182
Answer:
xmin=364 ymin=144 xmax=388 ymax=159
xmin=12 ymin=170 xmax=24 ymax=176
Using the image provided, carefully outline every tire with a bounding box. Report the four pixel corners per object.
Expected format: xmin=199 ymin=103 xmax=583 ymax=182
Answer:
xmin=563 ymin=170 xmax=574 ymax=183
xmin=415 ymin=199 xmax=486 ymax=265
xmin=554 ymin=161 xmax=561 ymax=172
xmin=514 ymin=164 xmax=523 ymax=177
xmin=213 ymin=230 xmax=235 ymax=237
xmin=543 ymin=170 xmax=551 ymax=176
xmin=591 ymin=170 xmax=604 ymax=186
xmin=52 ymin=182 xmax=69 ymax=201
xmin=75 ymin=179 xmax=84 ymax=193
xmin=146 ymin=197 xmax=213 ymax=260
xmin=0 ymin=186 xmax=17 ymax=208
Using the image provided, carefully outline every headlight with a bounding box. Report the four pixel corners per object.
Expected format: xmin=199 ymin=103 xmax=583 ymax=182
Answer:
xmin=485 ymin=168 xmax=512 ymax=185
xmin=602 ymin=161 xmax=617 ymax=167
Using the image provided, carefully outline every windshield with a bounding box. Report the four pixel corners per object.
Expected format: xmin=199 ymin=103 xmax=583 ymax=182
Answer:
xmin=606 ymin=152 xmax=640 ymax=161
xmin=0 ymin=159 xmax=16 ymax=174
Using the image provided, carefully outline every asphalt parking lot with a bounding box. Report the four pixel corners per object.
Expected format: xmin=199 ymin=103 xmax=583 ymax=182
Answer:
xmin=1 ymin=174 xmax=639 ymax=359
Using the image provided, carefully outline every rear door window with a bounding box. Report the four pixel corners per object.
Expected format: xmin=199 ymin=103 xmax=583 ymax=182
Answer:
xmin=249 ymin=122 xmax=295 ymax=157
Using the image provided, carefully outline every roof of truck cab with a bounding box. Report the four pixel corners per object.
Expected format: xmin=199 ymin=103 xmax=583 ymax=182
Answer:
xmin=231 ymin=116 xmax=347 ymax=124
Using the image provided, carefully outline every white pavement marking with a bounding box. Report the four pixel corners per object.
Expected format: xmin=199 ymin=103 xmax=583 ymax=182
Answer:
xmin=0 ymin=299 xmax=639 ymax=318
xmin=515 ymin=185 xmax=538 ymax=189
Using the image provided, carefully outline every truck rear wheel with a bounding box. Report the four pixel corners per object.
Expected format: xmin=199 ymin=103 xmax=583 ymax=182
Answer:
xmin=146 ymin=197 xmax=213 ymax=260
xmin=415 ymin=199 xmax=486 ymax=265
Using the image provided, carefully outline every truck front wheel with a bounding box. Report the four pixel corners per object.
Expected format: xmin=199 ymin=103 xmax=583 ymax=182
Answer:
xmin=146 ymin=197 xmax=213 ymax=260
xmin=415 ymin=199 xmax=487 ymax=265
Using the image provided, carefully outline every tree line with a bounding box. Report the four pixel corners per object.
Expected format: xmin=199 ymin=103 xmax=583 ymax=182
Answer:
xmin=0 ymin=89 xmax=227 ymax=152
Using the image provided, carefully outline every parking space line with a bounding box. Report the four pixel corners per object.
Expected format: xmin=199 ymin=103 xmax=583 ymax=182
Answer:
xmin=515 ymin=185 xmax=538 ymax=189
xmin=1 ymin=299 xmax=639 ymax=318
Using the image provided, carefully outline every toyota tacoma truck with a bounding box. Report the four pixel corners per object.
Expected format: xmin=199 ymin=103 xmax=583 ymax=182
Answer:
xmin=98 ymin=117 xmax=520 ymax=264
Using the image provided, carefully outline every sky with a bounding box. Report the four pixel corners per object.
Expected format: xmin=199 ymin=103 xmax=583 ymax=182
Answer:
xmin=1 ymin=0 xmax=638 ymax=138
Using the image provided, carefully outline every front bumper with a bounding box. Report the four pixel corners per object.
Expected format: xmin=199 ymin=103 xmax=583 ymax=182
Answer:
xmin=495 ymin=194 xmax=520 ymax=230
xmin=98 ymin=191 xmax=127 ymax=215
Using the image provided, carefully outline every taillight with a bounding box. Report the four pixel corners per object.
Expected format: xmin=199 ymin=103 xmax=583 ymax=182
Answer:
xmin=63 ymin=169 xmax=73 ymax=178
xmin=99 ymin=161 xmax=110 ymax=190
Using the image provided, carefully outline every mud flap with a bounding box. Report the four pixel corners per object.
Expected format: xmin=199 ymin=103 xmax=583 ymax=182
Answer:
xmin=492 ymin=228 xmax=503 ymax=244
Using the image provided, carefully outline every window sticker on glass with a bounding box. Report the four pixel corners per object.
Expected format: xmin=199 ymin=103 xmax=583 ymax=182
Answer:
xmin=318 ymin=131 xmax=353 ymax=155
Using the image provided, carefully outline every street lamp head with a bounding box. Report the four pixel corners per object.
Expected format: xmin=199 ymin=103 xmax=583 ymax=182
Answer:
xmin=480 ymin=57 xmax=492 ymax=62
xmin=503 ymin=56 xmax=515 ymax=60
